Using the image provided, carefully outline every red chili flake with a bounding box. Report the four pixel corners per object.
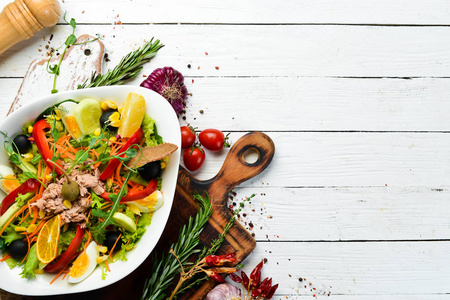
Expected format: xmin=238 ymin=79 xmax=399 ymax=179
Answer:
xmin=215 ymin=66 xmax=219 ymax=70
xmin=192 ymin=79 xmax=194 ymax=83
xmin=205 ymin=52 xmax=208 ymax=55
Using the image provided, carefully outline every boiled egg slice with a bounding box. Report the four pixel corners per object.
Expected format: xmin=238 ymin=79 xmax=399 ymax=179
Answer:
xmin=0 ymin=165 xmax=20 ymax=194
xmin=57 ymin=102 xmax=84 ymax=141
xmin=67 ymin=241 xmax=99 ymax=283
xmin=126 ymin=190 xmax=164 ymax=214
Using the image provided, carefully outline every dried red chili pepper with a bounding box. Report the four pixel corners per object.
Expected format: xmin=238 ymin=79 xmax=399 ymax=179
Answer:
xmin=205 ymin=253 xmax=236 ymax=266
xmin=241 ymin=271 xmax=250 ymax=290
xmin=0 ymin=179 xmax=40 ymax=215
xmin=205 ymin=270 xmax=226 ymax=283
xmin=250 ymin=260 xmax=264 ymax=288
xmin=210 ymin=267 xmax=237 ymax=274
xmin=252 ymin=277 xmax=269 ymax=297
xmin=229 ymin=273 xmax=242 ymax=283
xmin=266 ymin=283 xmax=279 ymax=299
xmin=261 ymin=278 xmax=273 ymax=298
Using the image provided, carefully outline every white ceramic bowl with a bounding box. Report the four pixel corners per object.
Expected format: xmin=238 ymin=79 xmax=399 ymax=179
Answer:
xmin=0 ymin=86 xmax=181 ymax=295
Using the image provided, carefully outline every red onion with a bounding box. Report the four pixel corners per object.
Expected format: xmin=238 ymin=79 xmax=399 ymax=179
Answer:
xmin=140 ymin=67 xmax=187 ymax=114
xmin=206 ymin=283 xmax=241 ymax=300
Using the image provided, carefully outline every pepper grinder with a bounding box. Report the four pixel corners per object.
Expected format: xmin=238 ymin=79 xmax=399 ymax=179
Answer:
xmin=0 ymin=0 xmax=61 ymax=55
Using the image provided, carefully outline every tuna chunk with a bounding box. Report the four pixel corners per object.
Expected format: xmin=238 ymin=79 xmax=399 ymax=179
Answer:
xmin=33 ymin=162 xmax=105 ymax=227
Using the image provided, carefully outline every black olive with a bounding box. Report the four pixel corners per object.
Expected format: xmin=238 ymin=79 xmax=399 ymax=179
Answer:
xmin=105 ymin=231 xmax=123 ymax=253
xmin=13 ymin=134 xmax=31 ymax=154
xmin=7 ymin=239 xmax=27 ymax=260
xmin=138 ymin=161 xmax=162 ymax=181
xmin=100 ymin=109 xmax=118 ymax=131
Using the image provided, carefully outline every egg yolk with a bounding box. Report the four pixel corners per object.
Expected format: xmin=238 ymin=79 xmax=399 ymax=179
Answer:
xmin=68 ymin=252 xmax=90 ymax=278
xmin=1 ymin=175 xmax=20 ymax=193
xmin=64 ymin=116 xmax=82 ymax=140
xmin=135 ymin=191 xmax=158 ymax=208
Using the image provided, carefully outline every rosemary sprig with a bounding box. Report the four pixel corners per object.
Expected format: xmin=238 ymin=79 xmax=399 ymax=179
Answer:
xmin=175 ymin=193 xmax=256 ymax=296
xmin=140 ymin=192 xmax=213 ymax=300
xmin=79 ymin=38 xmax=164 ymax=89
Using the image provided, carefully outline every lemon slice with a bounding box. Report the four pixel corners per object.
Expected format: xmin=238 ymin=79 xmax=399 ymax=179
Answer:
xmin=118 ymin=92 xmax=146 ymax=138
xmin=74 ymin=98 xmax=102 ymax=135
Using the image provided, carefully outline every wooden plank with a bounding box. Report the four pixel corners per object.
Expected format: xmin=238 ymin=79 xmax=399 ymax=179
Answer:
xmin=2 ymin=77 xmax=450 ymax=131
xmin=3 ymin=25 xmax=450 ymax=78
xmin=56 ymin=0 xmax=450 ymax=25
xmin=244 ymin=241 xmax=450 ymax=296
xmin=189 ymin=132 xmax=450 ymax=187
xmin=229 ymin=186 xmax=450 ymax=241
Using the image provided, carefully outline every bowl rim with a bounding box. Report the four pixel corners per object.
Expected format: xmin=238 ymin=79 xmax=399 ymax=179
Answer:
xmin=0 ymin=85 xmax=181 ymax=295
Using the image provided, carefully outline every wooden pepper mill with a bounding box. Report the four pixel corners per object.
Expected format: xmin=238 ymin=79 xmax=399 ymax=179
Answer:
xmin=0 ymin=0 xmax=61 ymax=55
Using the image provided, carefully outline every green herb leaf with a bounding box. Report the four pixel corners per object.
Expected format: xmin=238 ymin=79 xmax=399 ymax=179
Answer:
xmin=20 ymin=244 xmax=39 ymax=279
xmin=141 ymin=192 xmax=212 ymax=300
xmin=75 ymin=150 xmax=88 ymax=162
xmin=69 ymin=18 xmax=76 ymax=29
xmin=79 ymin=38 xmax=164 ymax=89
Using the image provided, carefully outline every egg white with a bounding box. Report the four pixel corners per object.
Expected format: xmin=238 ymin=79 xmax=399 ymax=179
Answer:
xmin=126 ymin=190 xmax=164 ymax=214
xmin=67 ymin=241 xmax=99 ymax=284
xmin=58 ymin=102 xmax=84 ymax=141
xmin=0 ymin=164 xmax=16 ymax=194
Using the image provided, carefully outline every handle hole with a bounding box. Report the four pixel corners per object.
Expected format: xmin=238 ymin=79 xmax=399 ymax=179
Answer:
xmin=242 ymin=147 xmax=260 ymax=165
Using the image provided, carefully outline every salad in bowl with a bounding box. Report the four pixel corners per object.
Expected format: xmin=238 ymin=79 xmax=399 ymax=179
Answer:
xmin=0 ymin=86 xmax=180 ymax=295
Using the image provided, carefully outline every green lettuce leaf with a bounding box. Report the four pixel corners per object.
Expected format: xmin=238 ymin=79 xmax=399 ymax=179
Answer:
xmin=20 ymin=243 xmax=39 ymax=278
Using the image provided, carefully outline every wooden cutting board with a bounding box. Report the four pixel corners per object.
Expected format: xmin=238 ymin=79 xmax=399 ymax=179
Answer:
xmin=2 ymin=42 xmax=275 ymax=300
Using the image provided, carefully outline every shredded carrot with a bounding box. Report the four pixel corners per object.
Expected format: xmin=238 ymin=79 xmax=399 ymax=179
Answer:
xmin=26 ymin=219 xmax=45 ymax=239
xmin=50 ymin=267 xmax=68 ymax=285
xmin=104 ymin=259 xmax=111 ymax=272
xmin=0 ymin=253 xmax=12 ymax=262
xmin=109 ymin=233 xmax=122 ymax=259
xmin=114 ymin=163 xmax=123 ymax=186
xmin=18 ymin=210 xmax=31 ymax=225
xmin=0 ymin=204 xmax=30 ymax=236
xmin=21 ymin=234 xmax=31 ymax=264
xmin=83 ymin=230 xmax=92 ymax=252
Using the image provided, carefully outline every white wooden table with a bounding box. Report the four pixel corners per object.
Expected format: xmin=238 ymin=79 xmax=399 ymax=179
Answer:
xmin=1 ymin=1 xmax=450 ymax=298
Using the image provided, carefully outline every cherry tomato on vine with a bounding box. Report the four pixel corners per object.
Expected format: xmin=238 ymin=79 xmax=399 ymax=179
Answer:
xmin=180 ymin=126 xmax=196 ymax=149
xmin=198 ymin=129 xmax=230 ymax=152
xmin=183 ymin=147 xmax=205 ymax=171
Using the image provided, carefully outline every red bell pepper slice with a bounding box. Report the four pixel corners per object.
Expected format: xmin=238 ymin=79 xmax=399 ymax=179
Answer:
xmin=44 ymin=225 xmax=84 ymax=273
xmin=99 ymin=128 xmax=144 ymax=181
xmin=33 ymin=119 xmax=63 ymax=176
xmin=100 ymin=178 xmax=157 ymax=203
xmin=0 ymin=178 xmax=40 ymax=216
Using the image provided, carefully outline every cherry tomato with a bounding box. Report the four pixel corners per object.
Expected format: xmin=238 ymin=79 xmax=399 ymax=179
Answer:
xmin=183 ymin=147 xmax=205 ymax=171
xmin=180 ymin=126 xmax=196 ymax=149
xmin=199 ymin=129 xmax=229 ymax=152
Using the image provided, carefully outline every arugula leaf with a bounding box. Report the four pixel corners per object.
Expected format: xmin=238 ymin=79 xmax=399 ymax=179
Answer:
xmin=89 ymin=173 xmax=131 ymax=242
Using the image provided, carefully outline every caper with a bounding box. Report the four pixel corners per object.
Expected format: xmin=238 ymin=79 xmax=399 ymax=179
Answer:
xmin=61 ymin=179 xmax=79 ymax=201
xmin=46 ymin=159 xmax=80 ymax=202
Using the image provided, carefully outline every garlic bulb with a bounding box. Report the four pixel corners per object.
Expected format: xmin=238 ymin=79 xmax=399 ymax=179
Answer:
xmin=206 ymin=283 xmax=241 ymax=300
